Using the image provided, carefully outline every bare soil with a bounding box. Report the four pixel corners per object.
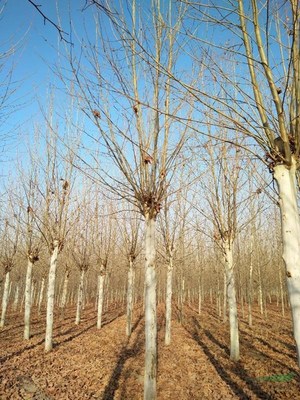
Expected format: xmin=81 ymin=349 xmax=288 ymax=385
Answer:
xmin=0 ymin=302 xmax=299 ymax=399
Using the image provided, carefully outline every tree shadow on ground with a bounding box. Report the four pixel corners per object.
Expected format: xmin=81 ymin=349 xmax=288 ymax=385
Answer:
xmin=54 ymin=310 xmax=126 ymax=348
xmin=102 ymin=315 xmax=143 ymax=400
xmin=185 ymin=316 xmax=274 ymax=400
xmin=0 ymin=338 xmax=45 ymax=363
xmin=239 ymin=327 xmax=297 ymax=364
xmin=203 ymin=329 xmax=230 ymax=356
xmin=0 ymin=323 xmax=27 ymax=334
xmin=53 ymin=314 xmax=97 ymax=337
xmin=277 ymin=338 xmax=296 ymax=353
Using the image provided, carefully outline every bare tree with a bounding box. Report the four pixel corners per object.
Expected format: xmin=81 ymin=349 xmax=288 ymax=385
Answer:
xmin=59 ymin=263 xmax=70 ymax=318
xmin=159 ymin=199 xmax=177 ymax=345
xmin=154 ymin=0 xmax=300 ymax=366
xmin=64 ymin=1 xmax=193 ymax=397
xmin=69 ymin=192 xmax=92 ymax=325
xmin=92 ymin=198 xmax=117 ymax=329
xmin=159 ymin=187 xmax=190 ymax=344
xmin=0 ymin=198 xmax=20 ymax=328
xmin=117 ymin=207 xmax=141 ymax=337
xmin=19 ymin=169 xmax=42 ymax=340
xmin=194 ymin=133 xmax=251 ymax=361
xmin=29 ymin=115 xmax=76 ymax=352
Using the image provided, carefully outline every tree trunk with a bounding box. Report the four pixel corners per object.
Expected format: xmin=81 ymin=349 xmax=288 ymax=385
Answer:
xmin=31 ymin=282 xmax=36 ymax=306
xmin=223 ymin=271 xmax=227 ymax=323
xmin=241 ymin=294 xmax=245 ymax=319
xmin=144 ymin=215 xmax=157 ymax=400
xmin=198 ymin=281 xmax=202 ymax=315
xmin=0 ymin=270 xmax=10 ymax=328
xmin=13 ymin=284 xmax=19 ymax=311
xmin=24 ymin=259 xmax=34 ymax=340
xmin=126 ymin=258 xmax=134 ymax=336
xmin=45 ymin=243 xmax=59 ymax=352
xmin=60 ymin=269 xmax=69 ymax=312
xmin=198 ymin=266 xmax=203 ymax=315
xmin=278 ymin=263 xmax=285 ymax=317
xmin=105 ymin=273 xmax=110 ymax=312
xmin=223 ymin=239 xmax=239 ymax=361
xmin=248 ymin=252 xmax=253 ymax=327
xmin=38 ymin=278 xmax=45 ymax=315
xmin=179 ymin=276 xmax=185 ymax=324
xmin=75 ymin=269 xmax=85 ymax=325
xmin=97 ymin=272 xmax=105 ymax=329
xmin=165 ymin=256 xmax=173 ymax=345
xmin=274 ymin=162 xmax=300 ymax=365
xmin=258 ymin=262 xmax=264 ymax=315
xmin=217 ymin=274 xmax=221 ymax=317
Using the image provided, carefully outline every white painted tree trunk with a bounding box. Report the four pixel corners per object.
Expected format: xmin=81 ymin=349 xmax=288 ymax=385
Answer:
xmin=0 ymin=271 xmax=10 ymax=328
xmin=223 ymin=271 xmax=227 ymax=322
xmin=274 ymin=162 xmax=300 ymax=365
xmin=38 ymin=278 xmax=45 ymax=314
xmin=13 ymin=284 xmax=19 ymax=311
xmin=248 ymin=243 xmax=254 ymax=327
xmin=241 ymin=295 xmax=245 ymax=319
xmin=105 ymin=273 xmax=110 ymax=312
xmin=20 ymin=291 xmax=25 ymax=312
xmin=223 ymin=239 xmax=239 ymax=361
xmin=24 ymin=259 xmax=34 ymax=340
xmin=248 ymin=264 xmax=253 ymax=327
xmin=75 ymin=269 xmax=85 ymax=325
xmin=278 ymin=264 xmax=285 ymax=317
xmin=31 ymin=282 xmax=36 ymax=305
xmin=179 ymin=277 xmax=185 ymax=324
xmin=198 ymin=282 xmax=202 ymax=315
xmin=126 ymin=259 xmax=134 ymax=336
xmin=97 ymin=273 xmax=105 ymax=329
xmin=258 ymin=263 xmax=264 ymax=315
xmin=45 ymin=243 xmax=59 ymax=352
xmin=165 ymin=257 xmax=173 ymax=345
xmin=144 ymin=215 xmax=157 ymax=400
xmin=94 ymin=286 xmax=98 ymax=311
xmin=60 ymin=270 xmax=69 ymax=310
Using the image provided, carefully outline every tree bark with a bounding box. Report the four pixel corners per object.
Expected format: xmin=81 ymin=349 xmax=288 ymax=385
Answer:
xmin=223 ymin=271 xmax=227 ymax=323
xmin=165 ymin=256 xmax=173 ymax=345
xmin=13 ymin=284 xmax=19 ymax=311
xmin=248 ymin=244 xmax=254 ymax=327
xmin=278 ymin=263 xmax=285 ymax=317
xmin=179 ymin=276 xmax=185 ymax=324
xmin=198 ymin=267 xmax=202 ymax=315
xmin=97 ymin=272 xmax=105 ymax=329
xmin=223 ymin=239 xmax=239 ymax=361
xmin=24 ymin=259 xmax=34 ymax=340
xmin=45 ymin=243 xmax=59 ymax=352
xmin=0 ymin=270 xmax=10 ymax=328
xmin=38 ymin=278 xmax=45 ymax=315
xmin=126 ymin=258 xmax=134 ymax=336
xmin=258 ymin=261 xmax=264 ymax=315
xmin=75 ymin=269 xmax=85 ymax=325
xmin=144 ymin=215 xmax=157 ymax=400
xmin=198 ymin=282 xmax=202 ymax=315
xmin=274 ymin=161 xmax=300 ymax=365
xmin=60 ymin=269 xmax=69 ymax=312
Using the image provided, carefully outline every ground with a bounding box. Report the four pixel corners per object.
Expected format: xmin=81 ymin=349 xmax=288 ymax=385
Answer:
xmin=0 ymin=302 xmax=299 ymax=399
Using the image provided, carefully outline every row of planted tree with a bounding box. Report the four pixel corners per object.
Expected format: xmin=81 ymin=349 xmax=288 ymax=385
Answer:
xmin=1 ymin=213 xmax=287 ymax=327
xmin=0 ymin=144 xmax=287 ymax=349
xmin=1 ymin=0 xmax=299 ymax=399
